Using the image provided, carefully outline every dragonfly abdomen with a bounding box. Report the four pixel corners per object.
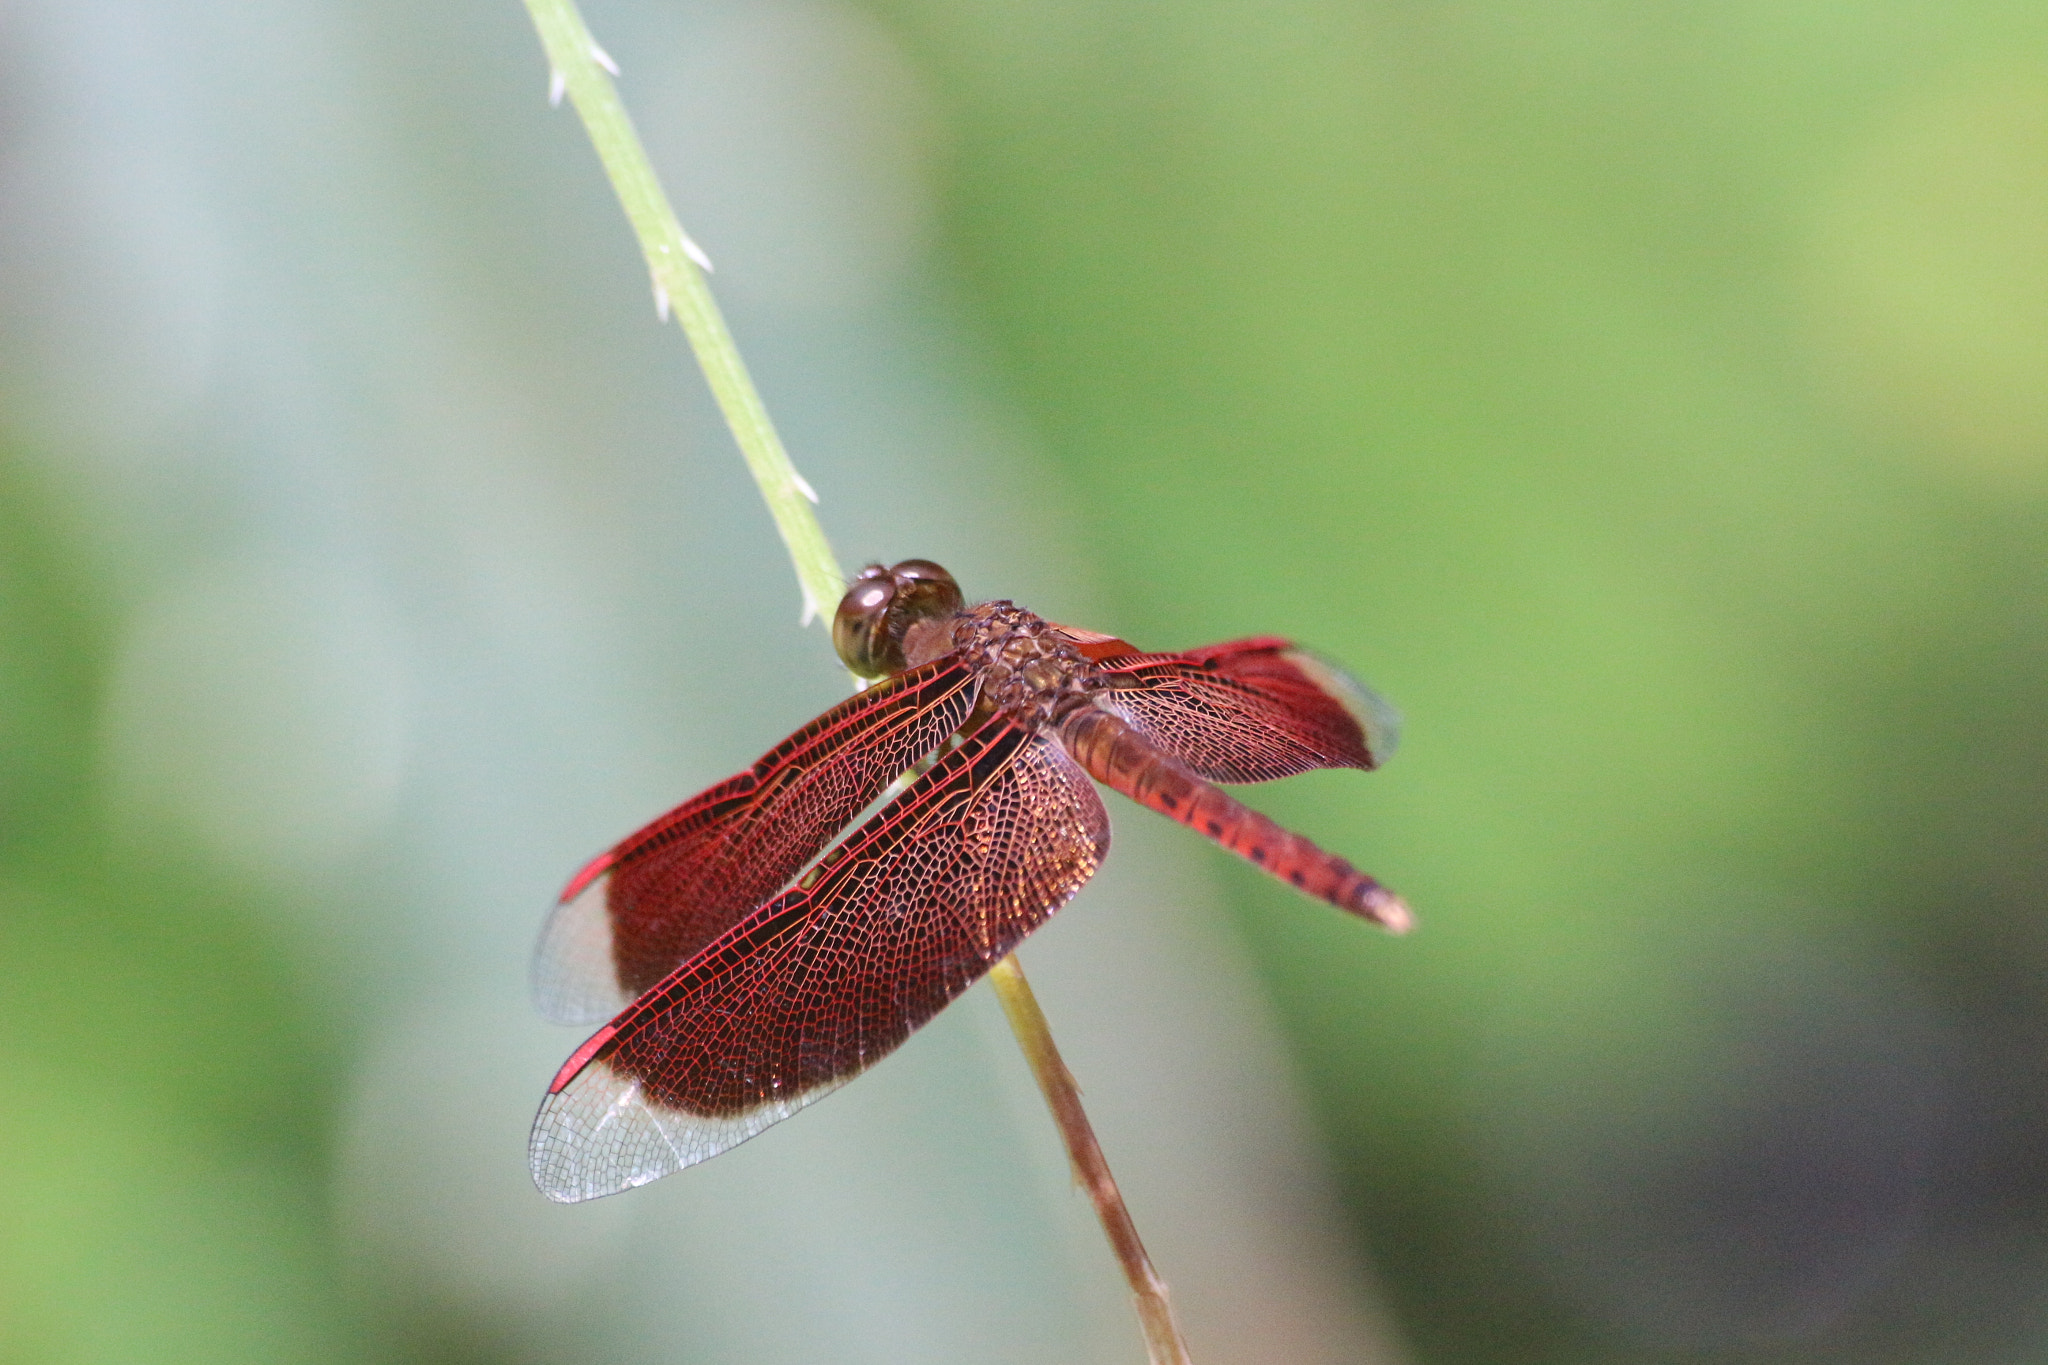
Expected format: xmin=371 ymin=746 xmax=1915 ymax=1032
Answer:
xmin=1058 ymin=704 xmax=1411 ymax=932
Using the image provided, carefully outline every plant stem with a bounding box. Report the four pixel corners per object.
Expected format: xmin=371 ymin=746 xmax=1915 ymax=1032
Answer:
xmin=517 ymin=3 xmax=1193 ymax=1359
xmin=522 ymin=0 xmax=842 ymax=626
xmin=989 ymin=957 xmax=1194 ymax=1365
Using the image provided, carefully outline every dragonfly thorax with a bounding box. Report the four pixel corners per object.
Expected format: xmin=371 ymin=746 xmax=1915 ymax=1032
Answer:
xmin=952 ymin=602 xmax=1098 ymax=728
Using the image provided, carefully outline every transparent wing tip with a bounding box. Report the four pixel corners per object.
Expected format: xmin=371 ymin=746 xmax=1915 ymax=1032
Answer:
xmin=530 ymin=1055 xmax=848 ymax=1201
xmin=1285 ymin=648 xmax=1401 ymax=764
xmin=531 ymin=868 xmax=631 ymax=1025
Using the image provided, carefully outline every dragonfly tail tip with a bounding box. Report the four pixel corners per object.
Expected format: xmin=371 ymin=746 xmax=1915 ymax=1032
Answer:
xmin=1364 ymin=887 xmax=1414 ymax=934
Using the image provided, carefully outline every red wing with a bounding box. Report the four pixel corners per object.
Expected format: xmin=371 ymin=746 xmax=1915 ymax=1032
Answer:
xmin=530 ymin=720 xmax=1109 ymax=1202
xmin=532 ymin=658 xmax=979 ymax=1024
xmin=1093 ymin=637 xmax=1400 ymax=783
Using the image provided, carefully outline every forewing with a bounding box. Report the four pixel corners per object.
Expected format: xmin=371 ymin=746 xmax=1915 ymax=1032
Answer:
xmin=1095 ymin=636 xmax=1399 ymax=782
xmin=530 ymin=722 xmax=1109 ymax=1201
xmin=532 ymin=658 xmax=978 ymax=1024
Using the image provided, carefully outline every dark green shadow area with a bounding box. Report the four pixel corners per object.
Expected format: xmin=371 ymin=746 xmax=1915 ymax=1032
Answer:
xmin=865 ymin=3 xmax=2048 ymax=1361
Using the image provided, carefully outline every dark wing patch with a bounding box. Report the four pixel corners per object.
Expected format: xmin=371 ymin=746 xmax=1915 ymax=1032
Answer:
xmin=532 ymin=658 xmax=978 ymax=1023
xmin=1094 ymin=637 xmax=1398 ymax=782
xmin=530 ymin=722 xmax=1108 ymax=1201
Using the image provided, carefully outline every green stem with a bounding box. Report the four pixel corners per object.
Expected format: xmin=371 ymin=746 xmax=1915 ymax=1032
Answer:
xmin=521 ymin=0 xmax=845 ymax=625
xmin=988 ymin=957 xmax=1194 ymax=1365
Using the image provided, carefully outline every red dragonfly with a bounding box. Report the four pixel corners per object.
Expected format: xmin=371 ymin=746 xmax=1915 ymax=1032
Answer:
xmin=531 ymin=560 xmax=1407 ymax=1202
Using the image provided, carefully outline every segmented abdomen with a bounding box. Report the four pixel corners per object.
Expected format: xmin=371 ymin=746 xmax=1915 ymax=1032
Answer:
xmin=1057 ymin=704 xmax=1410 ymax=931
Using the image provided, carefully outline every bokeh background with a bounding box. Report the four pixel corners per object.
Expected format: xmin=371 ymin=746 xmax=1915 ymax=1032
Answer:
xmin=3 ymin=2 xmax=2046 ymax=1362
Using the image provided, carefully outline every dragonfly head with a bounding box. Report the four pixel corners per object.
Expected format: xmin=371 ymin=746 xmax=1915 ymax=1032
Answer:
xmin=834 ymin=559 xmax=965 ymax=678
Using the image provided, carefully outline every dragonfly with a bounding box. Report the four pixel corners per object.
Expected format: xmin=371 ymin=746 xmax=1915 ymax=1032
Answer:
xmin=530 ymin=559 xmax=1408 ymax=1202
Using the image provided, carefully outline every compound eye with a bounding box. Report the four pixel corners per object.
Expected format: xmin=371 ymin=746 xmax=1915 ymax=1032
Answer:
xmin=889 ymin=558 xmax=952 ymax=586
xmin=832 ymin=560 xmax=966 ymax=678
xmin=884 ymin=560 xmax=963 ymax=624
xmin=833 ymin=569 xmax=900 ymax=677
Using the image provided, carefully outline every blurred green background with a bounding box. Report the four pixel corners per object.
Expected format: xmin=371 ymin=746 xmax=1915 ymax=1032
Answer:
xmin=3 ymin=1 xmax=2046 ymax=1363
